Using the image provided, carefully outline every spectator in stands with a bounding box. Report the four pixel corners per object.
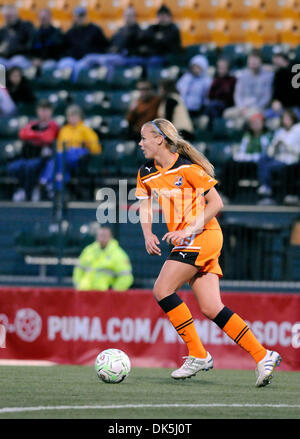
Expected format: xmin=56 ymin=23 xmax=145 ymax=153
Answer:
xmin=257 ymin=108 xmax=300 ymax=205
xmin=73 ymin=225 xmax=134 ymax=291
xmin=0 ymin=4 xmax=34 ymax=70
xmin=126 ymin=80 xmax=161 ymax=140
xmin=220 ymin=112 xmax=272 ymax=202
xmin=6 ymin=66 xmax=36 ymax=107
xmin=0 ymin=87 xmax=17 ymax=116
xmin=176 ymin=55 xmax=212 ymax=117
xmin=56 ymin=6 xmax=110 ymax=81
xmin=205 ymin=57 xmax=236 ymax=121
xmin=109 ymin=6 xmax=142 ymax=57
xmin=7 ymin=99 xmax=59 ymax=202
xmin=31 ymin=8 xmax=64 ymax=71
xmin=224 ymin=50 xmax=273 ymax=122
xmin=40 ymin=104 xmax=101 ymax=198
xmin=139 ymin=5 xmax=181 ymax=63
xmin=264 ymin=53 xmax=300 ymax=120
xmin=157 ymin=79 xmax=194 ymax=141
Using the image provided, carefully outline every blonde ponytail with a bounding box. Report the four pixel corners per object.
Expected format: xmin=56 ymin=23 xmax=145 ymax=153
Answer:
xmin=144 ymin=118 xmax=215 ymax=177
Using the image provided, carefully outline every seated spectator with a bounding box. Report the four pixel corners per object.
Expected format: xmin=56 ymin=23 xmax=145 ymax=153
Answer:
xmin=205 ymin=57 xmax=236 ymax=121
xmin=31 ymin=8 xmax=64 ymax=70
xmin=257 ymin=109 xmax=300 ymax=205
xmin=126 ymin=80 xmax=161 ymax=140
xmin=139 ymin=5 xmax=181 ymax=63
xmin=224 ymin=50 xmax=273 ymax=122
xmin=6 ymin=66 xmax=36 ymax=107
xmin=109 ymin=6 xmax=142 ymax=57
xmin=40 ymin=104 xmax=101 ymax=198
xmin=55 ymin=7 xmax=110 ymax=81
xmin=264 ymin=52 xmax=300 ymax=120
xmin=220 ymin=113 xmax=272 ymax=201
xmin=176 ymin=55 xmax=212 ymax=117
xmin=7 ymin=99 xmax=59 ymax=202
xmin=157 ymin=79 xmax=194 ymax=140
xmin=73 ymin=226 xmax=134 ymax=291
xmin=0 ymin=87 xmax=17 ymax=116
xmin=0 ymin=4 xmax=34 ymax=70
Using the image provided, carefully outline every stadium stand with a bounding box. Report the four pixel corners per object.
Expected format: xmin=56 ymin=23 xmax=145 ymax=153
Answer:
xmin=0 ymin=0 xmax=299 ymax=289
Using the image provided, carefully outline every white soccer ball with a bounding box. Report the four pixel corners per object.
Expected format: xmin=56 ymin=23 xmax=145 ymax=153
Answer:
xmin=95 ymin=348 xmax=131 ymax=383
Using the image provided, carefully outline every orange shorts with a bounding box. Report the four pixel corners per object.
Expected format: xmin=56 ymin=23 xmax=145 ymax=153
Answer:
xmin=167 ymin=229 xmax=223 ymax=278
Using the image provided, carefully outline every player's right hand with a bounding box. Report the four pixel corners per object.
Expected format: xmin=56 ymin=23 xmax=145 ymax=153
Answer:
xmin=144 ymin=233 xmax=161 ymax=256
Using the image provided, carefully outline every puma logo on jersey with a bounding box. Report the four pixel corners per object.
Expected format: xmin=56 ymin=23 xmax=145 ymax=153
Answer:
xmin=179 ymin=252 xmax=187 ymax=258
xmin=145 ymin=166 xmax=152 ymax=172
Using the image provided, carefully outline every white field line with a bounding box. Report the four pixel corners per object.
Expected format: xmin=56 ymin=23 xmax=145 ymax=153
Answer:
xmin=0 ymin=403 xmax=300 ymax=414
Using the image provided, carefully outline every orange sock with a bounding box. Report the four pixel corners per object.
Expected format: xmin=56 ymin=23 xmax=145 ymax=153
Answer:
xmin=213 ymin=306 xmax=266 ymax=363
xmin=158 ymin=293 xmax=207 ymax=358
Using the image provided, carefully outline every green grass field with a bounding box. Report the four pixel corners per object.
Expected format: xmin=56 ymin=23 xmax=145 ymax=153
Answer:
xmin=0 ymin=366 xmax=299 ymax=419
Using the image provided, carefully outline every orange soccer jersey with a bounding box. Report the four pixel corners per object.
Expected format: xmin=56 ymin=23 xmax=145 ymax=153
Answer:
xmin=136 ymin=153 xmax=223 ymax=276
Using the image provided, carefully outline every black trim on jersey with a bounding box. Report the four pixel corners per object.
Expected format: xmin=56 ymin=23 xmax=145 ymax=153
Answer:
xmin=139 ymin=160 xmax=158 ymax=179
xmin=168 ymin=154 xmax=192 ymax=171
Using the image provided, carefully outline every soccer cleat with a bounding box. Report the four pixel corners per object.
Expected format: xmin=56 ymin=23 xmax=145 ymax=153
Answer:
xmin=171 ymin=352 xmax=213 ymax=380
xmin=255 ymin=350 xmax=282 ymax=387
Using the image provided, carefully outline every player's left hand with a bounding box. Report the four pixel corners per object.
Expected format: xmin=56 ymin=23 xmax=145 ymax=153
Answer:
xmin=162 ymin=229 xmax=191 ymax=245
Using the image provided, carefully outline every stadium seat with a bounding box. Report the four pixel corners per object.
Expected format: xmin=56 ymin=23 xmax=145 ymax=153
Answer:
xmin=249 ymin=0 xmax=284 ymax=19
xmin=71 ymin=91 xmax=107 ymax=115
xmin=281 ymin=20 xmax=300 ymax=46
xmin=90 ymin=115 xmax=129 ymax=139
xmin=215 ymin=0 xmax=251 ymax=19
xmin=260 ymin=43 xmax=290 ymax=63
xmin=96 ymin=19 xmax=122 ymax=38
xmin=212 ymin=118 xmax=244 ymax=142
xmin=121 ymin=0 xmax=160 ymax=19
xmin=86 ymin=0 xmax=124 ymax=19
xmin=247 ymin=19 xmax=283 ymax=46
xmin=184 ymin=43 xmax=218 ymax=66
xmin=0 ymin=117 xmax=29 ymax=139
xmin=147 ymin=65 xmax=181 ymax=85
xmin=183 ymin=0 xmax=219 ymax=19
xmin=34 ymin=67 xmax=73 ymax=90
xmin=103 ymin=91 xmax=135 ymax=114
xmin=75 ymin=66 xmax=108 ymax=90
xmin=221 ymin=44 xmax=251 ymax=69
xmin=107 ymin=66 xmax=143 ymax=90
xmin=177 ymin=19 xmax=216 ymax=45
xmin=281 ymin=0 xmax=300 ymax=19
xmin=212 ymin=19 xmax=251 ymax=46
xmin=0 ymin=139 xmax=22 ymax=164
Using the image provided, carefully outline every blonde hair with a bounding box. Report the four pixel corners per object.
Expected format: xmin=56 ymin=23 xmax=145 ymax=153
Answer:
xmin=144 ymin=118 xmax=215 ymax=177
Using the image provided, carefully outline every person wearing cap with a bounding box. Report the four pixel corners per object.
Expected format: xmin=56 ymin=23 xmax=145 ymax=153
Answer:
xmin=55 ymin=6 xmax=109 ymax=80
xmin=176 ymin=54 xmax=212 ymax=117
xmin=139 ymin=5 xmax=181 ymax=60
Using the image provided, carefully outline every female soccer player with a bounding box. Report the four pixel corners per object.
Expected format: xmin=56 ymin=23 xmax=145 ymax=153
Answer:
xmin=135 ymin=118 xmax=281 ymax=387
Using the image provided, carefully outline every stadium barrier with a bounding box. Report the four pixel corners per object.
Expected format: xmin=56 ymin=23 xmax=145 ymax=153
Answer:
xmin=0 ymin=287 xmax=299 ymax=371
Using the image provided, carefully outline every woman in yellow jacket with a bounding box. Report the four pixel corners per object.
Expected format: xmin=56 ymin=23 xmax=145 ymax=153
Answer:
xmin=40 ymin=104 xmax=101 ymax=195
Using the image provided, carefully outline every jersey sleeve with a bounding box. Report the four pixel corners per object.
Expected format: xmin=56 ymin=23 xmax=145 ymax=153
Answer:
xmin=184 ymin=164 xmax=218 ymax=194
xmin=135 ymin=169 xmax=151 ymax=199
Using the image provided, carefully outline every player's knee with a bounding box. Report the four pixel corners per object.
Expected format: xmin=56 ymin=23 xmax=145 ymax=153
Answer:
xmin=153 ymin=280 xmax=170 ymax=301
xmin=201 ymin=303 xmax=224 ymax=320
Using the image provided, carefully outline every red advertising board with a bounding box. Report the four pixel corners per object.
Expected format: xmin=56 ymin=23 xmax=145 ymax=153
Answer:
xmin=0 ymin=287 xmax=299 ymax=370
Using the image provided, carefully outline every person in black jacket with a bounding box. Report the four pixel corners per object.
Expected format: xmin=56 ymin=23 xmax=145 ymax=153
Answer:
xmin=139 ymin=5 xmax=181 ymax=61
xmin=6 ymin=66 xmax=36 ymax=107
xmin=0 ymin=4 xmax=34 ymax=70
xmin=109 ymin=6 xmax=143 ymax=56
xmin=31 ymin=8 xmax=64 ymax=69
xmin=56 ymin=6 xmax=125 ymax=81
xmin=265 ymin=52 xmax=300 ymax=119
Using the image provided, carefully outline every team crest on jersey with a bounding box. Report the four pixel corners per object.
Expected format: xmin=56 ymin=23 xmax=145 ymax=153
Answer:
xmin=174 ymin=176 xmax=183 ymax=187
